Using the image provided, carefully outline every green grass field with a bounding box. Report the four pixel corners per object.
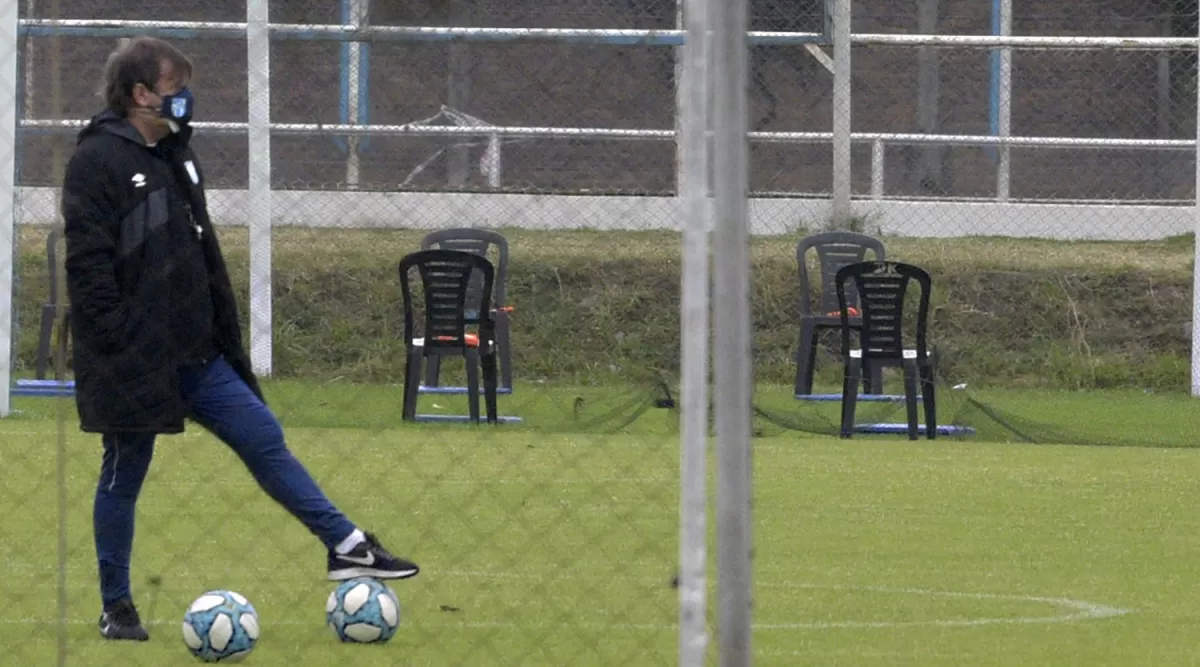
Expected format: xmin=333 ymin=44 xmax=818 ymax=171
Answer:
xmin=4 ymin=381 xmax=1200 ymax=666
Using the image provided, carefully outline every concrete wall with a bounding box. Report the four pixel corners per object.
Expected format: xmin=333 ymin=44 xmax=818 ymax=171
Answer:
xmin=15 ymin=186 xmax=1193 ymax=240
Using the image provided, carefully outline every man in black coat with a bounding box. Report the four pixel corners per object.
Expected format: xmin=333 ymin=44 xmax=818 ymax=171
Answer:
xmin=62 ymin=37 xmax=420 ymax=642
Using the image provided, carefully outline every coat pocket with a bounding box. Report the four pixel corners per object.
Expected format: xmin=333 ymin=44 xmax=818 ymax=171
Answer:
xmin=76 ymin=339 xmax=182 ymax=430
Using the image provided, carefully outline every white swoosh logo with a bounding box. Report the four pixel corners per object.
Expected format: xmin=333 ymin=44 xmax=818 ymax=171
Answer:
xmin=339 ymin=552 xmax=375 ymax=566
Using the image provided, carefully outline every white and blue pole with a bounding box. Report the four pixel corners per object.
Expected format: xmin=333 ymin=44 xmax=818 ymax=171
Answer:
xmin=339 ymin=0 xmax=370 ymax=189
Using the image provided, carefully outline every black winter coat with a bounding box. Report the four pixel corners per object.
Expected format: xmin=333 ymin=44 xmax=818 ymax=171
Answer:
xmin=61 ymin=110 xmax=263 ymax=434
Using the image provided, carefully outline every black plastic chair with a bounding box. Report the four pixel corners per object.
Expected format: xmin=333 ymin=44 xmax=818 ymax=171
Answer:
xmin=419 ymin=228 xmax=513 ymax=392
xmin=36 ymin=227 xmax=66 ymax=380
xmin=835 ymin=260 xmax=936 ymax=441
xmin=794 ymin=231 xmax=886 ymax=396
xmin=398 ymin=249 xmax=499 ymax=424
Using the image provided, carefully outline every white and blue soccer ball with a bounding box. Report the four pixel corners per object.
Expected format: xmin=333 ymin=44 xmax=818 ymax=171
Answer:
xmin=326 ymin=577 xmax=401 ymax=643
xmin=181 ymin=590 xmax=260 ymax=662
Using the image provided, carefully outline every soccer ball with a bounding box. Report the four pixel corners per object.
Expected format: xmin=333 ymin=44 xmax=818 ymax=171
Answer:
xmin=181 ymin=590 xmax=260 ymax=662
xmin=326 ymin=577 xmax=401 ymax=643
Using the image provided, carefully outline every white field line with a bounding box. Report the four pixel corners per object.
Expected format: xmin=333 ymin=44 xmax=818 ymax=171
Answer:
xmin=0 ymin=572 xmax=1132 ymax=631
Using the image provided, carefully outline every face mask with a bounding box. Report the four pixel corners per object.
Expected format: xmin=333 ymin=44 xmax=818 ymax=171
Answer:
xmin=157 ymin=87 xmax=194 ymax=133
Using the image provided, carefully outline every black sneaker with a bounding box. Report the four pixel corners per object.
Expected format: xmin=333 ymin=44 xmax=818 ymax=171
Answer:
xmin=327 ymin=532 xmax=420 ymax=581
xmin=98 ymin=597 xmax=149 ymax=641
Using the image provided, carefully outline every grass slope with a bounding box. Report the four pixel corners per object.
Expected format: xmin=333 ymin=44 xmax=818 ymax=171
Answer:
xmin=12 ymin=227 xmax=1196 ymax=390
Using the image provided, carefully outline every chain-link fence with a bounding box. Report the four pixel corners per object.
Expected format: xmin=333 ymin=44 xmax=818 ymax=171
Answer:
xmin=4 ymin=0 xmax=1200 ymax=665
xmin=10 ymin=2 xmax=695 ymax=666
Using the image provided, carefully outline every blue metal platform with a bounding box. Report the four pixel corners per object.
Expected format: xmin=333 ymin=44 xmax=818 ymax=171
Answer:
xmin=855 ymin=423 xmax=975 ymax=436
xmin=796 ymin=393 xmax=922 ymax=402
xmin=13 ymin=379 xmax=75 ymax=397
xmin=413 ymin=414 xmax=523 ymax=425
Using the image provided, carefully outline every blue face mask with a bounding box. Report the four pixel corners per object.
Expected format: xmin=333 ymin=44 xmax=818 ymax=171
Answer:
xmin=157 ymin=87 xmax=194 ymax=132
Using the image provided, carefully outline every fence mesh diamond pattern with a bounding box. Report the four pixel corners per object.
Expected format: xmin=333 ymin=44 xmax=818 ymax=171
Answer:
xmin=5 ymin=0 xmax=1200 ymax=665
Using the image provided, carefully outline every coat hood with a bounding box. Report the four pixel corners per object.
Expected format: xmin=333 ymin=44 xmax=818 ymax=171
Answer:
xmin=77 ymin=108 xmax=193 ymax=150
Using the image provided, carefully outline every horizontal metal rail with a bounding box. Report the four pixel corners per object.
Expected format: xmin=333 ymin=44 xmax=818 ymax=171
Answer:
xmin=752 ymin=131 xmax=1196 ymax=149
xmin=849 ymin=34 xmax=1198 ymax=49
xmin=18 ymin=119 xmax=1197 ymax=149
xmin=18 ymin=20 xmax=824 ymax=45
xmin=16 ymin=20 xmax=1200 ymax=49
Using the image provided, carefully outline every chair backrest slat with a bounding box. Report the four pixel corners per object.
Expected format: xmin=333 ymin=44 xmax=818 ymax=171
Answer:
xmin=421 ymin=228 xmax=509 ymax=314
xmin=398 ymin=249 xmax=496 ymax=349
xmin=835 ymin=261 xmax=932 ymax=362
xmin=797 ymin=231 xmax=886 ymax=315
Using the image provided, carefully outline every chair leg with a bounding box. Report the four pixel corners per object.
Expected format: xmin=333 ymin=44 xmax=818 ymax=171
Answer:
xmin=55 ymin=312 xmax=71 ymax=379
xmin=839 ymin=358 xmax=862 ymax=438
xmin=465 ymin=350 xmax=481 ymax=424
xmin=852 ymin=325 xmax=884 ymax=395
xmin=495 ymin=311 xmax=513 ymax=391
xmin=36 ymin=304 xmax=55 ymax=380
xmin=866 ymin=360 xmax=884 ymax=395
xmin=402 ymin=350 xmax=423 ymax=421
xmin=423 ymin=355 xmax=442 ymax=389
xmin=902 ymin=361 xmax=920 ymax=441
xmin=920 ymin=362 xmax=937 ymax=440
xmin=794 ymin=319 xmax=817 ymax=395
xmin=482 ymin=350 xmax=499 ymax=424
